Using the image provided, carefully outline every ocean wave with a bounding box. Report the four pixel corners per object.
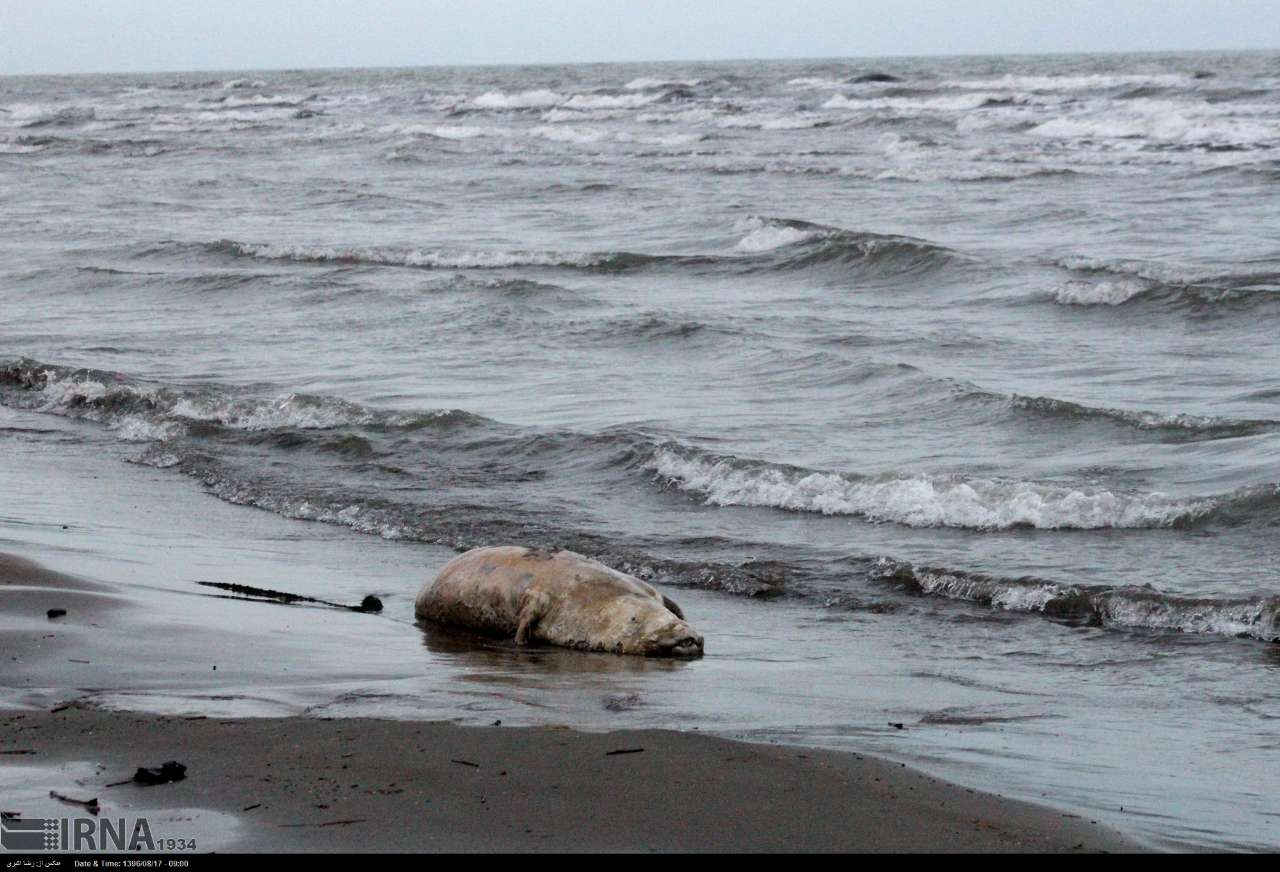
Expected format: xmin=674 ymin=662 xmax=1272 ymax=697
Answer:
xmin=471 ymin=89 xmax=564 ymax=110
xmin=943 ymin=73 xmax=1195 ymax=92
xmin=1008 ymin=394 xmax=1278 ymax=439
xmin=1053 ymin=278 xmax=1150 ymax=306
xmin=786 ymin=77 xmax=846 ymax=89
xmin=789 ymin=73 xmax=903 ymax=89
xmin=730 ymin=216 xmax=960 ymax=273
xmin=1028 ymin=102 xmax=1279 ymax=148
xmin=716 ymin=112 xmax=832 ymax=130
xmin=823 ymin=92 xmax=1012 ymax=114
xmin=0 ymin=358 xmax=486 ymax=437
xmin=647 ymin=444 xmax=1212 ymax=530
xmin=561 ymin=92 xmax=665 ymax=110
xmin=624 ymin=77 xmax=701 ymax=90
xmin=1053 ymin=256 xmax=1280 ymax=308
xmin=198 ymin=93 xmax=308 ymax=110
xmin=468 ymin=85 xmax=694 ymax=115
xmin=183 ymin=218 xmax=957 ymax=278
xmin=4 ymin=134 xmax=170 ymax=158
xmin=875 ymin=163 xmax=1080 ymax=184
xmin=204 ymin=239 xmax=615 ymax=270
xmin=735 ymin=219 xmax=819 ymax=252
xmin=4 ymin=104 xmax=97 ymax=129
xmin=124 ymin=423 xmax=1280 ymax=643
xmin=561 ymin=314 xmax=718 ymax=343
xmin=874 ymin=559 xmax=1280 ymax=642
xmin=127 ymin=443 xmax=793 ymax=599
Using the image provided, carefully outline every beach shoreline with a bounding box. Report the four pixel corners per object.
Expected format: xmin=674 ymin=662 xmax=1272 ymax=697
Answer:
xmin=0 ymin=549 xmax=1141 ymax=853
xmin=1 ymin=707 xmax=1139 ymax=853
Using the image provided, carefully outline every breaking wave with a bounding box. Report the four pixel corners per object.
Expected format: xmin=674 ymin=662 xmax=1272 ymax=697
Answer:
xmin=728 ymin=216 xmax=960 ymax=273
xmin=1052 ymin=256 xmax=1280 ymax=308
xmin=159 ymin=219 xmax=959 ymax=278
xmin=648 ymin=444 xmax=1223 ymax=530
xmin=1007 ymin=394 xmax=1278 ymax=439
xmin=875 ymin=559 xmax=1280 ymax=642
xmin=0 ymin=358 xmax=486 ymax=437
xmin=7 ymin=356 xmax=1280 ymax=646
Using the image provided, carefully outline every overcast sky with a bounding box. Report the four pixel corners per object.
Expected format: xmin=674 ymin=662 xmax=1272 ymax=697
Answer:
xmin=2 ymin=0 xmax=1277 ymax=75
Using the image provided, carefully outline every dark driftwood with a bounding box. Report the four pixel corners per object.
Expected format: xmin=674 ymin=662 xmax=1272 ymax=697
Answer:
xmin=196 ymin=581 xmax=382 ymax=613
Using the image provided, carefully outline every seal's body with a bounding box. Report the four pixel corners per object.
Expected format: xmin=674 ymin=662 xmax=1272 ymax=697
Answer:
xmin=415 ymin=546 xmax=704 ymax=657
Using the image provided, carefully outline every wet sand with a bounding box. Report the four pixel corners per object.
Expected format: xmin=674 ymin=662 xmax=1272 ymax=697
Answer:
xmin=0 ymin=549 xmax=1140 ymax=852
xmin=2 ymin=708 xmax=1139 ymax=853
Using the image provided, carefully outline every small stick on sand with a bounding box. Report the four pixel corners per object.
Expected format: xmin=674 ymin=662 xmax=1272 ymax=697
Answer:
xmin=196 ymin=581 xmax=382 ymax=613
xmin=49 ymin=790 xmax=100 ymax=815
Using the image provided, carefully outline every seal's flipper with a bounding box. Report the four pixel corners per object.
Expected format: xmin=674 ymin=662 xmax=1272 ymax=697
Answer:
xmin=515 ymin=609 xmax=537 ymax=645
xmin=662 ymin=595 xmax=685 ymax=620
xmin=514 ymin=591 xmax=549 ymax=645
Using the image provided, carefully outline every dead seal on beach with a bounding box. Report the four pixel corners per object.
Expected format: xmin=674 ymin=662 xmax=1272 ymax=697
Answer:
xmin=415 ymin=546 xmax=704 ymax=657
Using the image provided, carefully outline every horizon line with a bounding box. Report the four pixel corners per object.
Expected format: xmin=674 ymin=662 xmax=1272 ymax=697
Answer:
xmin=2 ymin=44 xmax=1276 ymax=79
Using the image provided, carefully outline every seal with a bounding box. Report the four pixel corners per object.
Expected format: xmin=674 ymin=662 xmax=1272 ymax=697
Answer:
xmin=415 ymin=546 xmax=704 ymax=657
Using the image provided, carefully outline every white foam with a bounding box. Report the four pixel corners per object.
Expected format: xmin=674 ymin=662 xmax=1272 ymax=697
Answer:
xmin=36 ymin=372 xmax=109 ymax=410
xmin=650 ymin=446 xmax=1206 ymax=530
xmin=1028 ymin=100 xmax=1279 ymax=147
xmin=1 ymin=103 xmax=97 ymax=127
xmin=471 ymin=89 xmax=564 ymax=110
xmin=787 ymin=77 xmax=846 ymax=89
xmin=201 ymin=93 xmax=306 ymax=110
xmin=0 ymin=141 xmax=46 ymax=154
xmin=879 ymin=559 xmax=1280 ymax=641
xmin=430 ymin=124 xmax=494 ymax=139
xmin=1056 ymin=255 xmax=1206 ymax=286
xmin=716 ymin=113 xmax=828 ymax=130
xmin=823 ymin=93 xmax=1001 ymax=113
xmin=168 ymin=394 xmax=379 ymax=431
xmin=944 ymin=73 xmax=1193 ymax=92
xmin=110 ymin=415 xmax=182 ymax=442
xmin=227 ymin=240 xmax=603 ymax=270
xmin=1099 ymin=592 xmax=1280 ymax=641
xmin=1054 ymin=279 xmax=1148 ymax=306
xmin=736 ymin=223 xmax=816 ymax=252
xmin=561 ymin=92 xmax=663 ymax=110
xmin=890 ymin=563 xmax=1072 ymax=612
xmin=540 ymin=108 xmax=627 ymax=123
xmin=529 ymin=125 xmax=608 ymax=145
xmin=624 ymin=77 xmax=701 ymax=90
xmin=616 ymin=131 xmax=703 ymax=147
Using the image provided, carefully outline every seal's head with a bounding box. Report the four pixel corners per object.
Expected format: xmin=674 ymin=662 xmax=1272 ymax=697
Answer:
xmin=631 ymin=608 xmax=704 ymax=658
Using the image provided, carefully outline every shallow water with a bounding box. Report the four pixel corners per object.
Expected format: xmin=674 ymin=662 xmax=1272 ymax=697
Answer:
xmin=2 ymin=52 xmax=1280 ymax=848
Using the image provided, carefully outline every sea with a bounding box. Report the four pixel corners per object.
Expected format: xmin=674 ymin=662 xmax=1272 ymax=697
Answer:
xmin=2 ymin=51 xmax=1279 ymax=849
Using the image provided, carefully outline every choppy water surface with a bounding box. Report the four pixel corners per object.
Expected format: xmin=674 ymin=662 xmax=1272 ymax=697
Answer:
xmin=2 ymin=52 xmax=1279 ymax=848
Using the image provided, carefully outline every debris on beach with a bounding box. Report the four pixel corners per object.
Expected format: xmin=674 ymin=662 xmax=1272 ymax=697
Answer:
xmin=605 ymin=747 xmax=645 ymax=756
xmin=133 ymin=761 xmax=187 ymax=786
xmin=46 ymin=608 xmax=67 ymax=619
xmin=196 ymin=581 xmax=383 ymax=613
xmin=49 ymin=790 xmax=100 ymax=815
xmin=604 ymin=693 xmax=643 ymax=712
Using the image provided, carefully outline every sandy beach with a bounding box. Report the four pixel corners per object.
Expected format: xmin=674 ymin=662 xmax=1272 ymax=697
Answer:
xmin=0 ymin=549 xmax=1138 ymax=853
xmin=4 ymin=709 xmax=1137 ymax=853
